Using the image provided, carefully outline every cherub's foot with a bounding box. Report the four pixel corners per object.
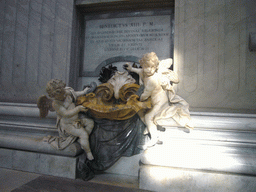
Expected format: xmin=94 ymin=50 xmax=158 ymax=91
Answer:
xmin=145 ymin=138 xmax=161 ymax=147
xmin=183 ymin=128 xmax=191 ymax=133
xmin=156 ymin=140 xmax=163 ymax=145
xmin=185 ymin=122 xmax=194 ymax=129
xmin=184 ymin=122 xmax=194 ymax=133
xmin=42 ymin=135 xmax=52 ymax=142
xmin=142 ymin=139 xmax=163 ymax=150
xmin=157 ymin=125 xmax=166 ymax=132
xmin=87 ymin=152 xmax=94 ymax=160
xmin=143 ymin=129 xmax=149 ymax=135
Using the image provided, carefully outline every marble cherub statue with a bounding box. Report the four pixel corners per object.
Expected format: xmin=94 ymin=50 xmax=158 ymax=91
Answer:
xmin=39 ymin=79 xmax=96 ymax=160
xmin=125 ymin=52 xmax=194 ymax=147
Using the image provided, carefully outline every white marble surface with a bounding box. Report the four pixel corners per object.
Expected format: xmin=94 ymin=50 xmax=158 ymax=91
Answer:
xmin=140 ymin=113 xmax=256 ymax=176
xmin=139 ymin=111 xmax=256 ymax=191
xmin=140 ymin=165 xmax=256 ymax=192
xmin=141 ymin=137 xmax=256 ymax=176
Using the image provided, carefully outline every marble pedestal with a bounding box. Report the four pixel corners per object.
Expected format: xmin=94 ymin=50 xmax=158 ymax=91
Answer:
xmin=0 ymin=148 xmax=80 ymax=179
xmin=0 ymin=103 xmax=84 ymax=179
xmin=139 ymin=112 xmax=256 ymax=191
xmin=139 ymin=165 xmax=256 ymax=192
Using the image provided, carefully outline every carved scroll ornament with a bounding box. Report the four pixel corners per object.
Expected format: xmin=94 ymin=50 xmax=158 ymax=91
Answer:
xmin=77 ymin=83 xmax=151 ymax=120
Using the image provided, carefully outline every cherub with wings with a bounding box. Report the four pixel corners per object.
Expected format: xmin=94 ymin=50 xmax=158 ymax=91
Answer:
xmin=37 ymin=79 xmax=96 ymax=160
xmin=125 ymin=52 xmax=194 ymax=147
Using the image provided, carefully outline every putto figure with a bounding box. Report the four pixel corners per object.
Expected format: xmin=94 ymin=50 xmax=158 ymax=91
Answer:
xmin=45 ymin=79 xmax=95 ymax=160
xmin=125 ymin=52 xmax=194 ymax=147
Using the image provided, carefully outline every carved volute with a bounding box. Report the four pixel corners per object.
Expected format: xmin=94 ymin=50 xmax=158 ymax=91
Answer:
xmin=107 ymin=71 xmax=136 ymax=100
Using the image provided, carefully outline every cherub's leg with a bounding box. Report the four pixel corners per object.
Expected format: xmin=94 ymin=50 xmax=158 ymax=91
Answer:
xmin=77 ymin=131 xmax=94 ymax=160
xmin=145 ymin=121 xmax=158 ymax=146
xmin=137 ymin=110 xmax=146 ymax=123
xmin=65 ymin=125 xmax=94 ymax=160
xmin=81 ymin=117 xmax=94 ymax=135
xmin=137 ymin=109 xmax=149 ymax=135
xmin=144 ymin=109 xmax=160 ymax=147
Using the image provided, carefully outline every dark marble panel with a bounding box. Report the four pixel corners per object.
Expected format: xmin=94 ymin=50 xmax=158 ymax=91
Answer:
xmin=26 ymin=0 xmax=43 ymax=88
xmin=1 ymin=0 xmax=17 ymax=88
xmin=12 ymin=175 xmax=151 ymax=192
xmin=12 ymin=0 xmax=29 ymax=87
xmin=37 ymin=0 xmax=56 ymax=87
xmin=0 ymin=0 xmax=74 ymax=102
xmin=0 ymin=148 xmax=13 ymax=169
xmin=52 ymin=1 xmax=71 ymax=81
xmin=0 ymin=0 xmax=6 ymax=85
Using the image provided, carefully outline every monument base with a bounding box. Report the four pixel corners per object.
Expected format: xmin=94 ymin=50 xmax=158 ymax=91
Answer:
xmin=139 ymin=165 xmax=256 ymax=192
xmin=0 ymin=148 xmax=79 ymax=179
xmin=139 ymin=112 xmax=256 ymax=191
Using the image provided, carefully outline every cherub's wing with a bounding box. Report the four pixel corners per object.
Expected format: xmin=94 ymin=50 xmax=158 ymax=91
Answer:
xmin=158 ymin=58 xmax=179 ymax=84
xmin=37 ymin=95 xmax=54 ymax=118
xmin=158 ymin=58 xmax=173 ymax=73
xmin=162 ymin=70 xmax=179 ymax=84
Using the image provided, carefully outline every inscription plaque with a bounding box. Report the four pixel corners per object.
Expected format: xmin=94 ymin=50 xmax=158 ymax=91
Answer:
xmin=82 ymin=11 xmax=173 ymax=76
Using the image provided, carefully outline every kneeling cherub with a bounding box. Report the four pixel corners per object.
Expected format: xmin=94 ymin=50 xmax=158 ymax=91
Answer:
xmin=46 ymin=79 xmax=94 ymax=160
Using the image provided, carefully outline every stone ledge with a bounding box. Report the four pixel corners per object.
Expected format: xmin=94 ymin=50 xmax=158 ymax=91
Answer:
xmin=0 ymin=133 xmax=83 ymax=157
xmin=141 ymin=112 xmax=256 ymax=176
xmin=0 ymin=116 xmax=57 ymax=137
xmin=141 ymin=140 xmax=256 ymax=176
xmin=141 ymin=123 xmax=256 ymax=176
xmin=0 ymin=102 xmax=56 ymax=118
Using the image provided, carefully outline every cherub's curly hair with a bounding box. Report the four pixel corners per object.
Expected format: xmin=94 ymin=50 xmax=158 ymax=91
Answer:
xmin=46 ymin=79 xmax=66 ymax=98
xmin=139 ymin=52 xmax=159 ymax=68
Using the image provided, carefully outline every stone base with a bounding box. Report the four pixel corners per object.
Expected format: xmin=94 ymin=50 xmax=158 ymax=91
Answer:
xmin=139 ymin=112 xmax=256 ymax=191
xmin=139 ymin=165 xmax=256 ymax=192
xmin=105 ymin=154 xmax=142 ymax=176
xmin=0 ymin=148 xmax=79 ymax=179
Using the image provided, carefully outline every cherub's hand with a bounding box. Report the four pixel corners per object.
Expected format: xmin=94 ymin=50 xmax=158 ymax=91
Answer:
xmin=83 ymin=87 xmax=90 ymax=94
xmin=140 ymin=94 xmax=148 ymax=102
xmin=123 ymin=63 xmax=132 ymax=71
xmin=78 ymin=105 xmax=88 ymax=112
xmin=83 ymin=82 xmax=97 ymax=94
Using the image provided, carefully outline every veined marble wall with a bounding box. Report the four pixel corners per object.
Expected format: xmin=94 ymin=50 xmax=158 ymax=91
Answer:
xmin=0 ymin=0 xmax=74 ymax=103
xmin=0 ymin=0 xmax=255 ymax=112
xmin=174 ymin=0 xmax=256 ymax=112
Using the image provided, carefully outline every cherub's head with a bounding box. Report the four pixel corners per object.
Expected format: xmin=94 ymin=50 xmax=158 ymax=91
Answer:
xmin=46 ymin=79 xmax=66 ymax=101
xmin=139 ymin=52 xmax=159 ymax=77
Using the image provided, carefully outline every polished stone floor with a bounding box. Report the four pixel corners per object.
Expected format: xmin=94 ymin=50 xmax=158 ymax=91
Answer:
xmin=0 ymin=168 xmax=148 ymax=192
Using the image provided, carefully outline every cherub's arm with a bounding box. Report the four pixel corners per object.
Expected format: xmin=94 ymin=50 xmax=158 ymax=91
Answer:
xmin=125 ymin=63 xmax=143 ymax=75
xmin=53 ymin=101 xmax=87 ymax=118
xmin=72 ymin=82 xmax=97 ymax=97
xmin=130 ymin=67 xmax=143 ymax=75
xmin=124 ymin=63 xmax=144 ymax=85
xmin=73 ymin=87 xmax=90 ymax=97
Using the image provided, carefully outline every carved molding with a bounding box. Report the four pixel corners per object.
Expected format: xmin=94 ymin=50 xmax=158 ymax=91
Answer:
xmin=0 ymin=102 xmax=56 ymax=135
xmin=0 ymin=102 xmax=55 ymax=118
